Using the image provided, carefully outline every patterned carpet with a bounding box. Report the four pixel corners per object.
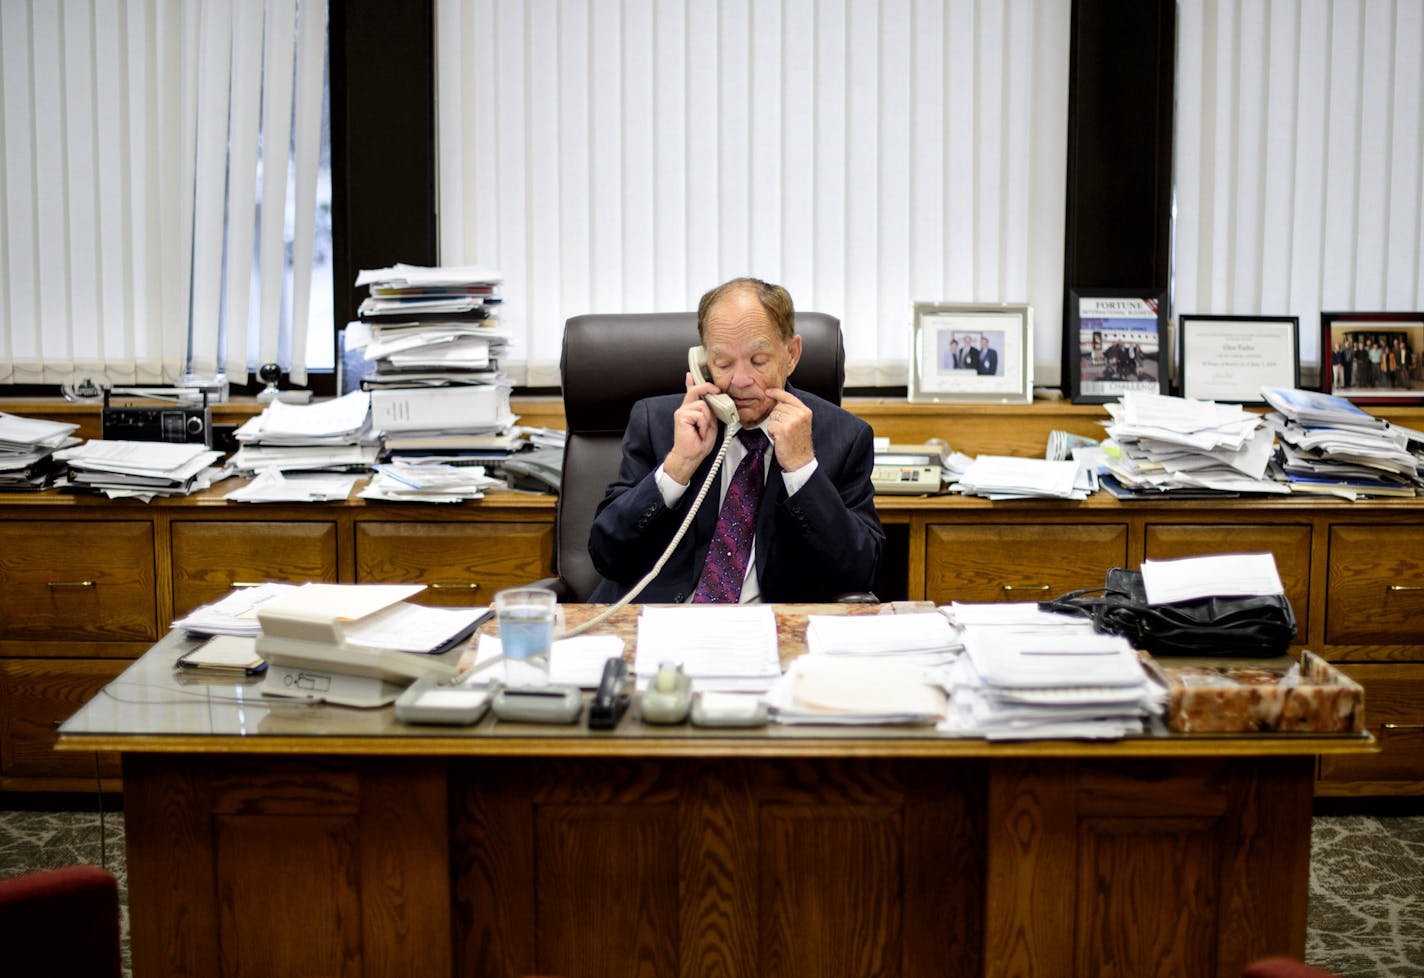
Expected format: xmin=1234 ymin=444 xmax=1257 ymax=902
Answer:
xmin=0 ymin=799 xmax=1420 ymax=977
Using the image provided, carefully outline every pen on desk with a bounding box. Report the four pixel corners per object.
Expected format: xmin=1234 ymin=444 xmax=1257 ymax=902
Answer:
xmin=1018 ymin=649 xmax=1122 ymax=656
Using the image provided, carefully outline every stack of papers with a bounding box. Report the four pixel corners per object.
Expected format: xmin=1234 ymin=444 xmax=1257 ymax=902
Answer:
xmin=804 ymin=612 xmax=961 ymax=666
xmin=767 ymin=657 xmax=948 ymax=725
xmin=54 ymin=440 xmax=225 ymax=500
xmin=0 ymin=412 xmax=80 ymax=490
xmin=461 ymin=633 xmax=626 ymax=688
xmin=951 ymin=455 xmax=1090 ymax=500
xmin=633 ymin=605 xmax=782 ymax=693
xmin=351 ymin=264 xmax=518 ymax=467
xmin=939 ymin=603 xmax=1165 ymax=740
xmin=1099 ymin=392 xmax=1286 ymax=497
xmin=229 ymin=390 xmax=380 ymax=477
xmin=360 ymin=461 xmax=504 ymax=503
xmin=172 ymin=582 xmax=300 ymax=636
xmin=1262 ymin=387 xmax=1420 ymax=499
xmin=1139 ymin=553 xmax=1284 ymax=604
xmin=225 ymin=469 xmax=364 ymax=503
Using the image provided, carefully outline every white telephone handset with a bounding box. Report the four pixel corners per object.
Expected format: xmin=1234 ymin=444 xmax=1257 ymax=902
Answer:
xmin=688 ymin=347 xmax=739 ymax=425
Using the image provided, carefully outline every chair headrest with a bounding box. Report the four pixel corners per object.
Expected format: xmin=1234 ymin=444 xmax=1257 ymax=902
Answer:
xmin=560 ymin=311 xmax=843 ymax=434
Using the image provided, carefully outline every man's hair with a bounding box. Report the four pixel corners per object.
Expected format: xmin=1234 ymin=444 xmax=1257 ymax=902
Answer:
xmin=697 ymin=277 xmax=796 ymax=344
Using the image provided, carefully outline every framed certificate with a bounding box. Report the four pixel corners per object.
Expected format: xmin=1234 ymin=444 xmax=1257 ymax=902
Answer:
xmin=908 ymin=302 xmax=1033 ymax=404
xmin=1067 ymin=289 xmax=1168 ymax=404
xmin=1178 ymin=315 xmax=1300 ymax=403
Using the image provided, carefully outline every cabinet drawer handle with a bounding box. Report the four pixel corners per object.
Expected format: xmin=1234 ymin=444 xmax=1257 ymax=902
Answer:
xmin=1380 ymin=723 xmax=1424 ymax=732
xmin=1001 ymin=584 xmax=1050 ymax=592
xmin=429 ymin=582 xmax=480 ymax=591
xmin=1387 ymin=585 xmax=1423 ymax=592
xmin=47 ymin=580 xmax=95 ymax=589
xmin=230 ymin=581 xmax=266 ymax=588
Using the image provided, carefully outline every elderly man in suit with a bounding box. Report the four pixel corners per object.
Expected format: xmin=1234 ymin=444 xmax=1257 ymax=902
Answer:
xmin=588 ymin=277 xmax=883 ymax=603
xmin=976 ymin=336 xmax=999 ymax=375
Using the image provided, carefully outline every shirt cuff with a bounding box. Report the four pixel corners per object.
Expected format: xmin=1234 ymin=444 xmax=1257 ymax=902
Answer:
xmin=780 ymin=457 xmax=818 ymax=496
xmin=654 ymin=463 xmax=688 ymax=507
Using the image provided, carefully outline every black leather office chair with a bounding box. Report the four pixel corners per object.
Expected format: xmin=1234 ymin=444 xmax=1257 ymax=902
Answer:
xmin=542 ymin=310 xmax=846 ymax=602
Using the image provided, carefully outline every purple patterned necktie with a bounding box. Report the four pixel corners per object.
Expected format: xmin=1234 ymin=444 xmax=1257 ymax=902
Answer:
xmin=692 ymin=428 xmax=769 ymax=603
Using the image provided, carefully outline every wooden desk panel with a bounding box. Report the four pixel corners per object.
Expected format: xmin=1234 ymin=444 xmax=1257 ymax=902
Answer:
xmin=114 ymin=751 xmax=1314 ymax=978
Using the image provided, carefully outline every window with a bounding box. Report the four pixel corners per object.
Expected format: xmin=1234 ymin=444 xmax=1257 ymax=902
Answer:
xmin=1175 ymin=0 xmax=1424 ymax=370
xmin=0 ymin=0 xmax=332 ymax=389
xmin=435 ymin=0 xmax=1071 ymax=387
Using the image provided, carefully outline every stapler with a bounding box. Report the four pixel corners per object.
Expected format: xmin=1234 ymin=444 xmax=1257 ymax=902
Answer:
xmin=587 ymin=657 xmax=630 ymax=730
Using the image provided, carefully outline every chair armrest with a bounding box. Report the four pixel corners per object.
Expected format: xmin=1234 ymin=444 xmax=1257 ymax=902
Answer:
xmin=527 ymin=576 xmax=578 ymax=603
xmin=833 ymin=592 xmax=880 ymax=604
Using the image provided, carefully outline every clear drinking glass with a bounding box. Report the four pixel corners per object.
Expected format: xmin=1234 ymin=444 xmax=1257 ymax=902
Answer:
xmin=493 ymin=587 xmax=558 ymax=686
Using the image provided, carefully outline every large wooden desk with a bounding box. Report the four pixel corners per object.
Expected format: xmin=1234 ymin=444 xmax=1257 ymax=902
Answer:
xmin=60 ymin=605 xmax=1371 ymax=978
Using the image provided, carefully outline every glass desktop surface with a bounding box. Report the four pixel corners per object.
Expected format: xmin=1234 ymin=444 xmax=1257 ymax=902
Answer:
xmin=57 ymin=605 xmax=1374 ymax=757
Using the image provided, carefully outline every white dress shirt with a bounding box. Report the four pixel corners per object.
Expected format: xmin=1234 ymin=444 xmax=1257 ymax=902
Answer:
xmin=653 ymin=421 xmax=818 ymax=602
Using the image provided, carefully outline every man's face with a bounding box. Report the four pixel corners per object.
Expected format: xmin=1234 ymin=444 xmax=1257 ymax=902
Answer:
xmin=702 ymin=289 xmax=802 ymax=426
xmin=980 ymin=337 xmax=989 ymax=349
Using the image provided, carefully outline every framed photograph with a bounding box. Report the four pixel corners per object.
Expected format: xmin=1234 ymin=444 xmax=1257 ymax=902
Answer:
xmin=1321 ymin=311 xmax=1424 ymax=404
xmin=908 ymin=302 xmax=1032 ymax=404
xmin=1178 ymin=314 xmax=1300 ymax=403
xmin=1067 ymin=288 xmax=1168 ymax=403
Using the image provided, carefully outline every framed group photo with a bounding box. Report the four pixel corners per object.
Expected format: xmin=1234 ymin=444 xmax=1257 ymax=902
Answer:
xmin=908 ymin=302 xmax=1033 ymax=404
xmin=1066 ymin=289 xmax=1168 ymax=403
xmin=1321 ymin=311 xmax=1424 ymax=404
xmin=1177 ymin=314 xmax=1300 ymax=403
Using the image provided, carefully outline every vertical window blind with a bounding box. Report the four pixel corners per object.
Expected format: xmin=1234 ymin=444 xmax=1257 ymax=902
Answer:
xmin=0 ymin=0 xmax=328 ymax=388
xmin=436 ymin=0 xmax=1070 ymax=387
xmin=1175 ymin=0 xmax=1424 ymax=370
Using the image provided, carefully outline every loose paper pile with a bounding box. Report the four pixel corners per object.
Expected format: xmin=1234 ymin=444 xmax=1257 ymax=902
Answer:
xmin=951 ymin=455 xmax=1091 ymax=500
xmin=1099 ymin=392 xmax=1285 ymax=496
xmin=0 ymin=412 xmax=79 ymax=490
xmin=360 ymin=461 xmax=503 ymax=503
xmin=229 ymin=390 xmax=380 ymax=476
xmin=173 ymin=582 xmax=300 ymax=636
xmin=55 ymin=439 xmax=225 ymax=500
xmin=939 ymin=603 xmax=1165 ymax=739
xmin=766 ymin=611 xmax=960 ymax=725
xmin=633 ymin=605 xmax=782 ymax=693
xmin=1262 ymin=387 xmax=1421 ymax=499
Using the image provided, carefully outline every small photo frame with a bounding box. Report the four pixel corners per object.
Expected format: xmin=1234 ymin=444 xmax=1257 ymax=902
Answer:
xmin=1067 ymin=288 xmax=1168 ymax=403
xmin=1178 ymin=314 xmax=1300 ymax=403
xmin=908 ymin=302 xmax=1032 ymax=404
xmin=1321 ymin=311 xmax=1424 ymax=404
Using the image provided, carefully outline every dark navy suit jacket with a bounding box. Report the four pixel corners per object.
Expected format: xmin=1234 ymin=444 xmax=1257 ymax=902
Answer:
xmin=587 ymin=385 xmax=883 ymax=603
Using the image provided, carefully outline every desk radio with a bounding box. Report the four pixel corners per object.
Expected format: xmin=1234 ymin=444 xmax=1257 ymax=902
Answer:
xmin=102 ymin=391 xmax=212 ymax=446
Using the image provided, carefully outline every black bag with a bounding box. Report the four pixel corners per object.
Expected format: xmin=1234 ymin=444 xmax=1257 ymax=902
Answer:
xmin=1039 ymin=567 xmax=1297 ymax=657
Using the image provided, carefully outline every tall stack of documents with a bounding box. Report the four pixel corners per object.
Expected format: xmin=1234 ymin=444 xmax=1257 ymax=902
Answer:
xmin=939 ymin=603 xmax=1165 ymax=740
xmin=0 ymin=412 xmax=80 ymax=490
xmin=54 ymin=440 xmax=225 ymax=500
xmin=347 ymin=263 xmax=517 ymax=462
xmin=1262 ymin=387 xmax=1421 ymax=499
xmin=1098 ymin=392 xmax=1285 ymax=497
xmin=226 ymin=391 xmax=377 ymax=502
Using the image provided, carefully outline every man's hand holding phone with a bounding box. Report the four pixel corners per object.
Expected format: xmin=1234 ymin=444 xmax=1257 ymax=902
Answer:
xmin=664 ymin=372 xmax=720 ymax=485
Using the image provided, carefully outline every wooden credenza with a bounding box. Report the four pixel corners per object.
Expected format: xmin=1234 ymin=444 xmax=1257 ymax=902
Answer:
xmin=57 ymin=610 xmax=1370 ymax=978
xmin=4 ymin=398 xmax=1423 ymax=796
